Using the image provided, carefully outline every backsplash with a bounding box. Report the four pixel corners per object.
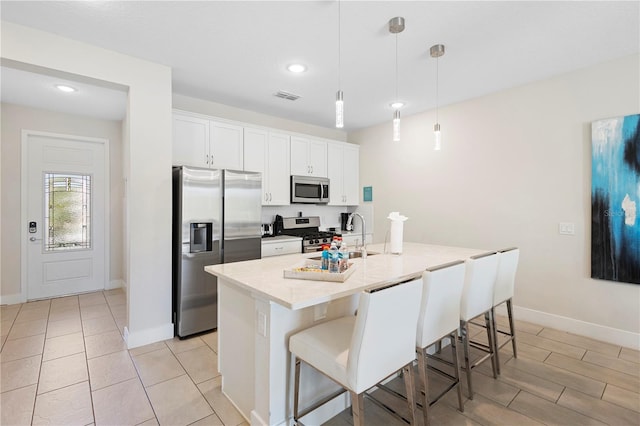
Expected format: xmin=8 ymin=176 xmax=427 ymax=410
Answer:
xmin=262 ymin=204 xmax=373 ymax=234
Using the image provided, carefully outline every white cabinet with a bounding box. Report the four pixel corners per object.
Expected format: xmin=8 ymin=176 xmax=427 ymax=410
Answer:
xmin=244 ymin=128 xmax=290 ymax=205
xmin=173 ymin=114 xmax=209 ymax=167
xmin=210 ymin=121 xmax=243 ymax=170
xmin=172 ymin=112 xmax=243 ymax=169
xmin=261 ymin=237 xmax=302 ymax=257
xmin=327 ymin=142 xmax=359 ymax=205
xmin=290 ymin=136 xmax=327 ymax=177
xmin=340 ymin=233 xmax=372 ymax=249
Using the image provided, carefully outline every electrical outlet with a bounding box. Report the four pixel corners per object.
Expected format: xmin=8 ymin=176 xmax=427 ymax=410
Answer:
xmin=314 ymin=303 xmax=328 ymax=321
xmin=559 ymin=222 xmax=575 ymax=235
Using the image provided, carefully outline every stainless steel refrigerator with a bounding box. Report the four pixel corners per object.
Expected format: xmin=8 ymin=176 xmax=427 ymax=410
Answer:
xmin=172 ymin=166 xmax=262 ymax=338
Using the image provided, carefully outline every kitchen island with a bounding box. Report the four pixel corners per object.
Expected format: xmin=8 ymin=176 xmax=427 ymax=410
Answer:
xmin=205 ymin=242 xmax=487 ymax=426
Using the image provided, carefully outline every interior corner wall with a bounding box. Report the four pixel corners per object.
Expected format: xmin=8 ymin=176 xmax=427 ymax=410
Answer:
xmin=349 ymin=54 xmax=640 ymax=346
xmin=1 ymin=21 xmax=173 ymax=348
xmin=0 ymin=103 xmax=124 ymax=299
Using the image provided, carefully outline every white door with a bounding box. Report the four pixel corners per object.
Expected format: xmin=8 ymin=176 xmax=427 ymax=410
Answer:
xmin=24 ymin=132 xmax=107 ymax=300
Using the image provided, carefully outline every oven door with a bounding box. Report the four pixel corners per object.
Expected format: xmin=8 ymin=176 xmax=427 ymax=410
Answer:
xmin=291 ymin=176 xmax=330 ymax=204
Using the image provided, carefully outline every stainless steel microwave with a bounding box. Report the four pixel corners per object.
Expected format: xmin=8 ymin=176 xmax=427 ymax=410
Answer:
xmin=290 ymin=175 xmax=330 ymax=204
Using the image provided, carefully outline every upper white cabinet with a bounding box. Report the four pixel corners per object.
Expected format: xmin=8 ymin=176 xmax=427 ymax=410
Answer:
xmin=327 ymin=141 xmax=359 ymax=206
xmin=173 ymin=114 xmax=209 ymax=168
xmin=290 ymin=136 xmax=327 ymax=177
xmin=210 ymin=121 xmax=244 ymax=170
xmin=172 ymin=111 xmax=243 ymax=170
xmin=244 ymin=127 xmax=290 ymax=205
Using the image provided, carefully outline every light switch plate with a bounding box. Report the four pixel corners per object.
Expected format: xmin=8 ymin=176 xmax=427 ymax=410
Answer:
xmin=559 ymin=222 xmax=575 ymax=235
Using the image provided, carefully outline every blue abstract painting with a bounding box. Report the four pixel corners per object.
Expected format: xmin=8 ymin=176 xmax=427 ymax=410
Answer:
xmin=591 ymin=114 xmax=640 ymax=284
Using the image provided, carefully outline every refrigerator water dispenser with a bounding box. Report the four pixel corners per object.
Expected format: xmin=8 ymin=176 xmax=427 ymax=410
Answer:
xmin=190 ymin=222 xmax=212 ymax=253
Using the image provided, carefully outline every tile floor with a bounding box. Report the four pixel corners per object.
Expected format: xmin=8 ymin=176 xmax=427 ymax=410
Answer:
xmin=1 ymin=290 xmax=639 ymax=425
xmin=0 ymin=289 xmax=247 ymax=426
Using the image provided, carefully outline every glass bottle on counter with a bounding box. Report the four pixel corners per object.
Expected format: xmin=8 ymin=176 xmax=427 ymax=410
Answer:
xmin=339 ymin=239 xmax=349 ymax=272
xmin=329 ymin=240 xmax=339 ymax=273
xmin=321 ymin=245 xmax=330 ymax=270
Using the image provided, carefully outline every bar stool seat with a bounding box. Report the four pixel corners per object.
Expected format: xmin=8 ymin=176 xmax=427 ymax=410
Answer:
xmin=459 ymin=251 xmax=500 ymax=399
xmin=491 ymin=247 xmax=520 ymax=374
xmin=289 ymin=278 xmax=423 ymax=426
xmin=416 ymin=260 xmax=466 ymax=426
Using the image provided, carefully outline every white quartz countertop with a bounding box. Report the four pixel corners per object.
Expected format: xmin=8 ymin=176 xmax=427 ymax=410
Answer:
xmin=205 ymin=242 xmax=489 ymax=310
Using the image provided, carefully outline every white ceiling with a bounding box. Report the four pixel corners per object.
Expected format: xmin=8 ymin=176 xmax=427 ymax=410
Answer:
xmin=1 ymin=1 xmax=638 ymax=131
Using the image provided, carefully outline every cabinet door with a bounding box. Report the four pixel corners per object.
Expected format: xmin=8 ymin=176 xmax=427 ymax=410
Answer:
xmin=290 ymin=136 xmax=309 ymax=176
xmin=267 ymin=132 xmax=290 ymax=205
xmin=343 ymin=144 xmax=360 ymax=205
xmin=327 ymin=142 xmax=345 ymax=205
xmin=172 ymin=114 xmax=209 ymax=167
xmin=308 ymin=139 xmax=327 ymax=177
xmin=243 ymin=127 xmax=268 ymax=202
xmin=210 ymin=121 xmax=244 ymax=170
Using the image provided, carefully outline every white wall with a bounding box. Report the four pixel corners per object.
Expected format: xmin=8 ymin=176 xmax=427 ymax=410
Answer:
xmin=0 ymin=103 xmax=124 ymax=301
xmin=1 ymin=22 xmax=173 ymax=348
xmin=349 ymin=54 xmax=640 ymax=348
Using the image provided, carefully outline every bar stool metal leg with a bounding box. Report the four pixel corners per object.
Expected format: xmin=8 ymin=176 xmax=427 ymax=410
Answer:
xmin=507 ymin=299 xmax=517 ymax=357
xmin=460 ymin=320 xmax=474 ymax=399
xmin=351 ymin=391 xmax=365 ymax=426
xmin=484 ymin=311 xmax=498 ymax=379
xmin=491 ymin=307 xmax=501 ymax=375
xmin=449 ymin=331 xmax=464 ymax=412
xmin=402 ymin=362 xmax=417 ymax=425
xmin=293 ymin=357 xmax=301 ymax=423
xmin=417 ymin=347 xmax=430 ymax=426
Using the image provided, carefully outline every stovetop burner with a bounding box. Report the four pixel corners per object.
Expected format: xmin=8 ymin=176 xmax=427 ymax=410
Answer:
xmin=278 ymin=216 xmax=340 ymax=253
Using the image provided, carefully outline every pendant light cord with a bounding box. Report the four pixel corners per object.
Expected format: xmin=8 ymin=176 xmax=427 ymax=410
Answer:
xmin=395 ymin=33 xmax=398 ymax=102
xmin=338 ymin=0 xmax=341 ymax=89
xmin=435 ymin=55 xmax=439 ymax=123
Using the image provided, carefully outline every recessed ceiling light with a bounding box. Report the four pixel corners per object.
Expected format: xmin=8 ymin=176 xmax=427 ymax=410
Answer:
xmin=55 ymin=84 xmax=77 ymax=93
xmin=287 ymin=64 xmax=307 ymax=73
xmin=390 ymin=101 xmax=404 ymax=109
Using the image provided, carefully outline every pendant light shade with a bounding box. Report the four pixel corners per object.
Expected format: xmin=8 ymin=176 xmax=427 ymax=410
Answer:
xmin=389 ymin=17 xmax=405 ymax=142
xmin=335 ymin=0 xmax=343 ymax=128
xmin=434 ymin=123 xmax=441 ymax=151
xmin=393 ymin=110 xmax=401 ymax=142
xmin=430 ymin=44 xmax=445 ymax=150
xmin=336 ymin=90 xmax=344 ymax=128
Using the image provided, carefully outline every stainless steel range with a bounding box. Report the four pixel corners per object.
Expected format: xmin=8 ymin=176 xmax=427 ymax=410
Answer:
xmin=280 ymin=216 xmax=339 ymax=253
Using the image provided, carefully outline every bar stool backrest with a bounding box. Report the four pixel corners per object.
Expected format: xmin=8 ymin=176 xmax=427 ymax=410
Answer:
xmin=493 ymin=248 xmax=520 ymax=305
xmin=347 ymin=278 xmax=423 ymax=394
xmin=416 ymin=260 xmax=466 ymax=348
xmin=460 ymin=252 xmax=499 ymax=321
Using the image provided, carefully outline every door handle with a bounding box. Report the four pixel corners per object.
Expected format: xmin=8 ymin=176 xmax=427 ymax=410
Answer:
xmin=29 ymin=237 xmax=42 ymax=242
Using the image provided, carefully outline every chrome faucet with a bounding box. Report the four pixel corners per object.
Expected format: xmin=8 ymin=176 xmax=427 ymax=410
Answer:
xmin=346 ymin=212 xmax=367 ymax=258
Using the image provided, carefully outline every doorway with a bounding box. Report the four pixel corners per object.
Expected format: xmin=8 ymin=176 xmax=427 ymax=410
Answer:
xmin=22 ymin=130 xmax=109 ymax=300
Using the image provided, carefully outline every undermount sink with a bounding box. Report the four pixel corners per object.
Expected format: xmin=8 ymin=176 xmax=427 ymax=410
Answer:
xmin=347 ymin=251 xmax=378 ymax=258
xmin=308 ymin=251 xmax=379 ymax=261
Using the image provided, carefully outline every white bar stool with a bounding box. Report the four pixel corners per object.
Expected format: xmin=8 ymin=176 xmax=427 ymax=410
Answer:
xmin=491 ymin=247 xmax=520 ymax=374
xmin=459 ymin=251 xmax=499 ymax=399
xmin=289 ymin=278 xmax=423 ymax=426
xmin=415 ymin=260 xmax=466 ymax=426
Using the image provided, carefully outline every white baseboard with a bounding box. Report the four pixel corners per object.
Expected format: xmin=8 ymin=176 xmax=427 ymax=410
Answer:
xmin=0 ymin=292 xmax=24 ymax=306
xmin=124 ymin=323 xmax=174 ymax=349
xmin=106 ymin=279 xmax=124 ymax=290
xmin=500 ymin=305 xmax=640 ymax=350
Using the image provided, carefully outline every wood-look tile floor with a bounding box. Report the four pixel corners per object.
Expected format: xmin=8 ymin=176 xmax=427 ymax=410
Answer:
xmin=2 ymin=291 xmax=638 ymax=425
xmin=0 ymin=289 xmax=247 ymax=426
xmin=324 ymin=316 xmax=640 ymax=426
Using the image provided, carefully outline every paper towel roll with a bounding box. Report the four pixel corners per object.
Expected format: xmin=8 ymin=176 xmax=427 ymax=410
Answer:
xmin=390 ymin=220 xmax=404 ymax=254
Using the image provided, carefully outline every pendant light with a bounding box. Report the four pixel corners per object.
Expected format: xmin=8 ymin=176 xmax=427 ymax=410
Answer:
xmin=335 ymin=0 xmax=344 ymax=128
xmin=430 ymin=44 xmax=445 ymax=150
xmin=389 ymin=17 xmax=405 ymax=142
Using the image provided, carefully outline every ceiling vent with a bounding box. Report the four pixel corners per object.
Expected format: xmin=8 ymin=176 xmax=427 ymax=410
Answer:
xmin=274 ymin=90 xmax=300 ymax=101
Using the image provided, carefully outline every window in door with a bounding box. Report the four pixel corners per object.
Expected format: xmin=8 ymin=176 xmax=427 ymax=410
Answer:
xmin=44 ymin=173 xmax=92 ymax=251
